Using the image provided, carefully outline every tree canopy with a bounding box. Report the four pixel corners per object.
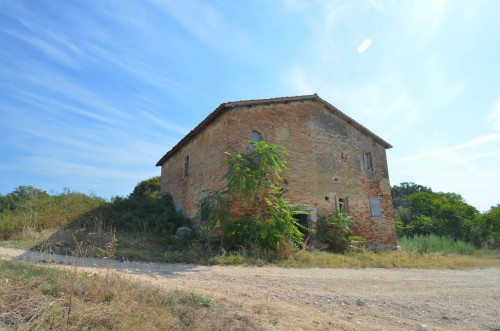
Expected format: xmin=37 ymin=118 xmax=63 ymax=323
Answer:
xmin=391 ymin=182 xmax=498 ymax=246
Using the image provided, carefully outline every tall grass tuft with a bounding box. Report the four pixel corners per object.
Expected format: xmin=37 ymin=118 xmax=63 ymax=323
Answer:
xmin=398 ymin=234 xmax=476 ymax=255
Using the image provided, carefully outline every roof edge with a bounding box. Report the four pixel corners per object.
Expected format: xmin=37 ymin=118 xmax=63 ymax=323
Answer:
xmin=314 ymin=95 xmax=393 ymax=149
xmin=156 ymin=94 xmax=392 ymax=166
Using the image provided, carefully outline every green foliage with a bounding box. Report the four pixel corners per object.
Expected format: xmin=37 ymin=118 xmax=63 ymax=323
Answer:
xmin=185 ymin=293 xmax=213 ymax=307
xmin=0 ymin=186 xmax=50 ymax=213
xmin=476 ymin=204 xmax=500 ymax=242
xmin=204 ymin=141 xmax=308 ymax=253
xmin=391 ymin=182 xmax=432 ymax=209
xmin=0 ymin=187 xmax=104 ymax=239
xmin=315 ymin=210 xmax=363 ymax=253
xmin=130 ymin=176 xmax=161 ymax=197
xmin=391 ymin=182 xmax=492 ymax=246
xmin=101 ymin=193 xmax=186 ymax=235
xmin=222 ymin=141 xmax=288 ymax=200
xmin=100 ymin=177 xmax=187 ymax=235
xmin=0 ymin=178 xmax=187 ymax=239
xmin=398 ymin=234 xmax=476 ymax=255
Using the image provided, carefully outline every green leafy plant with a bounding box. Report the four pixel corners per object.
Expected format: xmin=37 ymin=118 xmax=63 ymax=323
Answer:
xmin=391 ymin=182 xmax=496 ymax=246
xmin=315 ymin=210 xmax=363 ymax=253
xmin=203 ymin=141 xmax=308 ymax=254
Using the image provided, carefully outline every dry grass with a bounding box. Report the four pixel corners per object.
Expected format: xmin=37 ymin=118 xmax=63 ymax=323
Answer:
xmin=280 ymin=249 xmax=500 ymax=269
xmin=0 ymin=260 xmax=259 ymax=330
xmin=2 ymin=229 xmax=499 ymax=270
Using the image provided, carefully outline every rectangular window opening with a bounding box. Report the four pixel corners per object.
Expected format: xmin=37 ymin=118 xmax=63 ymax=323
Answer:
xmin=200 ymin=199 xmax=209 ymax=223
xmin=250 ymin=131 xmax=263 ymax=151
xmin=338 ymin=196 xmax=349 ymax=215
xmin=184 ymin=155 xmax=190 ymax=177
xmin=363 ymin=152 xmax=373 ymax=171
xmin=369 ymin=197 xmax=382 ymax=218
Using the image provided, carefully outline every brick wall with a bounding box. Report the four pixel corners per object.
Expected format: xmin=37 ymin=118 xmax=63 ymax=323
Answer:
xmin=160 ymin=100 xmax=397 ymax=248
xmin=161 ymin=111 xmax=231 ymax=219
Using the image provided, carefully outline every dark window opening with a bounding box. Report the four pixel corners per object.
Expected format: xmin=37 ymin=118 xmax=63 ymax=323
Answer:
xmin=294 ymin=214 xmax=309 ymax=237
xmin=200 ymin=199 xmax=209 ymax=223
xmin=338 ymin=198 xmax=345 ymax=213
xmin=338 ymin=196 xmax=349 ymax=215
xmin=251 ymin=130 xmax=262 ymax=142
xmin=363 ymin=152 xmax=373 ymax=171
xmin=369 ymin=197 xmax=382 ymax=218
xmin=184 ymin=155 xmax=190 ymax=177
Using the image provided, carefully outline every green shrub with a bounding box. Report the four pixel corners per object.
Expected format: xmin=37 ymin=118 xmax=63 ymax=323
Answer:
xmin=391 ymin=182 xmax=494 ymax=246
xmin=315 ymin=211 xmax=363 ymax=253
xmin=203 ymin=141 xmax=308 ymax=253
xmin=0 ymin=187 xmax=105 ymax=239
xmin=100 ymin=193 xmax=187 ymax=235
xmin=0 ymin=179 xmax=187 ymax=240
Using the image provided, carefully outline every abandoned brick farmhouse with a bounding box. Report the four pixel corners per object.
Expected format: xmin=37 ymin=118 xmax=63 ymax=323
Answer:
xmin=156 ymin=94 xmax=397 ymax=248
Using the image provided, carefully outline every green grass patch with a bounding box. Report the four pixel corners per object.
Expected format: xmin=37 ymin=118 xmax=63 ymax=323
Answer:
xmin=398 ymin=234 xmax=476 ymax=255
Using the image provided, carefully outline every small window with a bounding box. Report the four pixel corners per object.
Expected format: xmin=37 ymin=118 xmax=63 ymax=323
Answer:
xmin=363 ymin=152 xmax=373 ymax=171
xmin=200 ymin=199 xmax=209 ymax=223
xmin=338 ymin=196 xmax=349 ymax=215
xmin=184 ymin=155 xmax=190 ymax=177
xmin=369 ymin=198 xmax=382 ymax=218
xmin=251 ymin=131 xmax=262 ymax=143
xmin=250 ymin=131 xmax=263 ymax=151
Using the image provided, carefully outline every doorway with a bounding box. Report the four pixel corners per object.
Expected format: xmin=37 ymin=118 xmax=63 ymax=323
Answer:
xmin=294 ymin=214 xmax=310 ymax=237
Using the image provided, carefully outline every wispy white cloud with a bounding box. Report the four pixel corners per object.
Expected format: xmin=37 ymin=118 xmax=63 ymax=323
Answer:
xmin=357 ymin=39 xmax=372 ymax=53
xmin=23 ymin=156 xmax=151 ymax=181
xmin=141 ymin=111 xmax=190 ymax=135
xmin=368 ymin=0 xmax=384 ymax=12
xmin=10 ymin=14 xmax=85 ymax=57
xmin=150 ymin=0 xmax=253 ymax=55
xmin=406 ymin=0 xmax=449 ymax=46
xmin=85 ymin=44 xmax=188 ymax=93
xmin=488 ymin=97 xmax=500 ymax=131
xmin=392 ymin=133 xmax=500 ymax=166
xmin=389 ymin=134 xmax=500 ymax=211
xmin=14 ymin=64 xmax=131 ymax=121
xmin=389 ymin=155 xmax=499 ymax=212
xmin=2 ymin=29 xmax=79 ymax=69
xmin=280 ymin=0 xmax=309 ymax=12
xmin=4 ymin=88 xmax=119 ymax=125
xmin=283 ymin=66 xmax=315 ymax=95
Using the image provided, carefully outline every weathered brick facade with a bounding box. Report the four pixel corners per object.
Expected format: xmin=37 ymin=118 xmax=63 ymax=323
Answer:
xmin=157 ymin=94 xmax=397 ymax=249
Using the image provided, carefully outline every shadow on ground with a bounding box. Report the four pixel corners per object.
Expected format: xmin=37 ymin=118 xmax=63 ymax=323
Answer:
xmin=15 ymin=246 xmax=203 ymax=279
xmin=13 ymin=225 xmax=204 ymax=279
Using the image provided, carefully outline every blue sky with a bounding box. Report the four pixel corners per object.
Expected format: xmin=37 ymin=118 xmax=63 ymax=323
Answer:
xmin=0 ymin=0 xmax=499 ymax=211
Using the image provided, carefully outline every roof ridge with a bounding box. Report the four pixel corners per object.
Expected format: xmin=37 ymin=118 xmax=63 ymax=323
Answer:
xmin=221 ymin=94 xmax=318 ymax=107
xmin=156 ymin=94 xmax=391 ymax=166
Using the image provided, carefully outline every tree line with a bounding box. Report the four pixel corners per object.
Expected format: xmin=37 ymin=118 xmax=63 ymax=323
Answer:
xmin=392 ymin=182 xmax=499 ymax=246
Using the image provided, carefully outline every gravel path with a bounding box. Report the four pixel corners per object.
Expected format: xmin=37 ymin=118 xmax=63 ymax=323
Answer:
xmin=1 ymin=247 xmax=499 ymax=330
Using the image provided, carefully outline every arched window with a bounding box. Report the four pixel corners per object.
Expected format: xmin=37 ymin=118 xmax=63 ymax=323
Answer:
xmin=250 ymin=131 xmax=262 ymax=151
xmin=251 ymin=131 xmax=262 ymax=143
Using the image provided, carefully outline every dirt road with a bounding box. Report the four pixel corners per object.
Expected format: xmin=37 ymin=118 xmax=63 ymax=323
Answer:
xmin=1 ymin=247 xmax=498 ymax=330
